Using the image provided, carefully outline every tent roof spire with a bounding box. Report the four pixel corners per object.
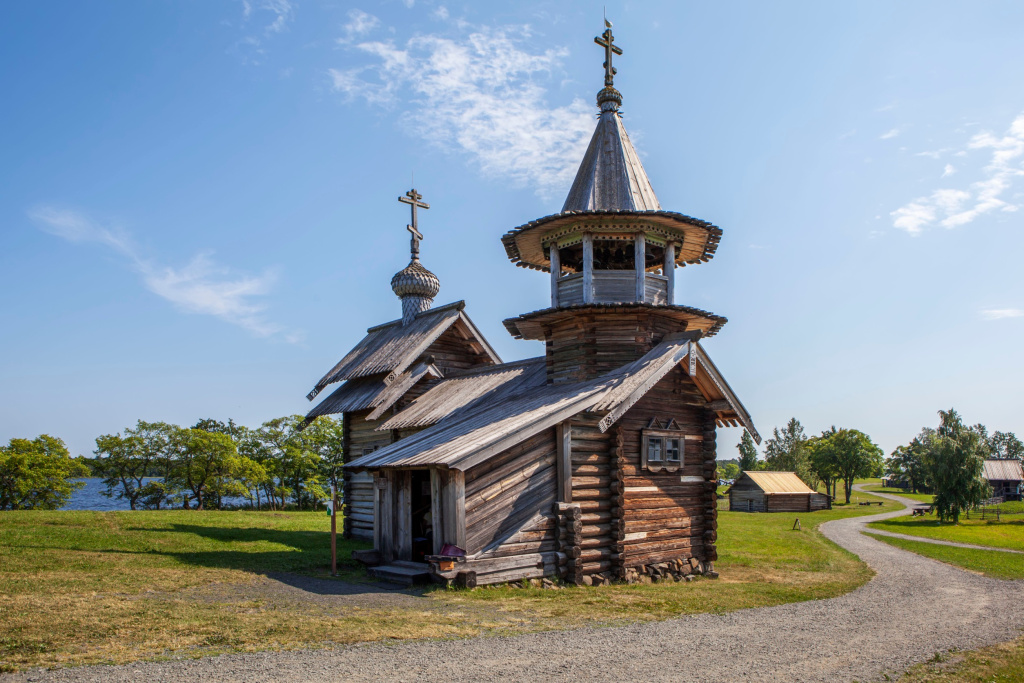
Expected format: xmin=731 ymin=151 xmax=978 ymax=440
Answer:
xmin=561 ymin=22 xmax=661 ymax=213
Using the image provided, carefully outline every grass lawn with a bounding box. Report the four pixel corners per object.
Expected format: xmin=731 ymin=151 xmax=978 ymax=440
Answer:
xmin=867 ymin=516 xmax=1024 ymax=552
xmin=0 ymin=492 xmax=900 ymax=672
xmin=864 ymin=534 xmax=1024 ymax=580
xmin=896 ymin=636 xmax=1024 ymax=682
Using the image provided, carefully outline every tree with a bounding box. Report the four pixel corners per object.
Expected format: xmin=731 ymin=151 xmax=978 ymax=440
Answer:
xmin=0 ymin=435 xmax=89 ymax=510
xmin=763 ymin=418 xmax=815 ymax=488
xmin=736 ymin=430 xmax=759 ymax=472
xmin=303 ymin=416 xmax=345 ymax=494
xmin=813 ymin=428 xmax=883 ymax=504
xmin=988 ymin=431 xmax=1024 ymax=461
xmin=807 ymin=429 xmax=840 ymax=500
xmin=94 ymin=420 xmax=174 ymax=510
xmin=721 ymin=462 xmax=740 ymax=480
xmin=165 ymin=428 xmax=241 ymax=510
xmin=925 ymin=409 xmax=990 ymax=524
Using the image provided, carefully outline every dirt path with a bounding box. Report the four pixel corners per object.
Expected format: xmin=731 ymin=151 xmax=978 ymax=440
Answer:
xmin=6 ymin=489 xmax=1023 ymax=683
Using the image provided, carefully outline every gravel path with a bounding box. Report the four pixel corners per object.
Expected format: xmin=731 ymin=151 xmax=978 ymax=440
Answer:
xmin=6 ymin=488 xmax=1023 ymax=683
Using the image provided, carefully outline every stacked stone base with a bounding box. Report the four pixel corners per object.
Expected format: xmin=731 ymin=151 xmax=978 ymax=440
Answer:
xmin=624 ymin=558 xmax=718 ymax=584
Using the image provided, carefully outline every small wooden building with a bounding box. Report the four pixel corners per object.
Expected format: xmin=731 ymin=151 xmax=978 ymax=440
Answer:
xmin=305 ymin=26 xmax=760 ymax=587
xmin=983 ymin=459 xmax=1023 ymax=501
xmin=727 ymin=472 xmax=831 ymax=512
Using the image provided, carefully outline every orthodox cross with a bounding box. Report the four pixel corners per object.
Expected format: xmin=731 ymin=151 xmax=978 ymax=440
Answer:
xmin=594 ymin=23 xmax=622 ymax=87
xmin=398 ymin=188 xmax=429 ymax=260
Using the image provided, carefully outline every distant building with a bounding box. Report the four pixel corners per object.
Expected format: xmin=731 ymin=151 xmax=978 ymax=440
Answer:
xmin=982 ymin=460 xmax=1023 ymax=501
xmin=727 ymin=472 xmax=831 ymax=512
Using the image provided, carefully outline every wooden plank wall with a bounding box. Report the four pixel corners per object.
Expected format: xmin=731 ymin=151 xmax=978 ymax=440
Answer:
xmin=463 ymin=430 xmax=558 ymax=556
xmin=424 ymin=322 xmax=495 ymax=375
xmin=344 ymin=409 xmax=392 ymax=540
xmin=729 ymin=490 xmax=766 ymax=512
xmin=544 ymin=311 xmax=685 ymax=384
xmin=766 ymin=494 xmax=812 ymax=513
xmin=617 ymin=367 xmax=714 ymax=568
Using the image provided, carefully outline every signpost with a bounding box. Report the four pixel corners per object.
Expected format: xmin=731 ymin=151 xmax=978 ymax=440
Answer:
xmin=330 ymin=484 xmax=337 ymax=576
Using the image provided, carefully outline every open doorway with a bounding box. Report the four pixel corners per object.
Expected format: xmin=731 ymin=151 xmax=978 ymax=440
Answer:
xmin=410 ymin=470 xmax=433 ymax=562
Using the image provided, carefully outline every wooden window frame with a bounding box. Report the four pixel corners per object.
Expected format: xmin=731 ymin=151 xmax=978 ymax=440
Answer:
xmin=641 ymin=428 xmax=685 ymax=473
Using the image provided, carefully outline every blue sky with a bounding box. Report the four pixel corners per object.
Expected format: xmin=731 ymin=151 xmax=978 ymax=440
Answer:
xmin=2 ymin=1 xmax=1022 ymax=459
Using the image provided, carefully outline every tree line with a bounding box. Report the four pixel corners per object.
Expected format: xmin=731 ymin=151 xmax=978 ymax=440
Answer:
xmin=885 ymin=409 xmax=1021 ymax=523
xmin=733 ymin=418 xmax=884 ymax=503
xmin=0 ymin=416 xmax=344 ymax=511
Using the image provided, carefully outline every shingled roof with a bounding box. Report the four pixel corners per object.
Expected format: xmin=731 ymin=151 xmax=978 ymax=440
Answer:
xmin=346 ymin=337 xmax=758 ymax=471
xmin=303 ymin=360 xmax=442 ymax=424
xmin=379 ymin=357 xmax=547 ymax=431
xmin=305 ymin=301 xmax=499 ymax=401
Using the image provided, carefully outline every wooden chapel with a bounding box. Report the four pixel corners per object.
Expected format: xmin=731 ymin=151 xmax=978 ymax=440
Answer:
xmin=305 ymin=25 xmax=759 ymax=586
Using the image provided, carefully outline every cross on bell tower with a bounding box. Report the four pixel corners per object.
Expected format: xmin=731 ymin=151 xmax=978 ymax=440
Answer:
xmin=594 ymin=21 xmax=623 ymax=88
xmin=398 ymin=188 xmax=430 ymax=261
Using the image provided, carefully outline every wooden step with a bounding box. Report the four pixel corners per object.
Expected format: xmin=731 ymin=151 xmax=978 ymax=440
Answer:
xmin=369 ymin=562 xmax=432 ymax=586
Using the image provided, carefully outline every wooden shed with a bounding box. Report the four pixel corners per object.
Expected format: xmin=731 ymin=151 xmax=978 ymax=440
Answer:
xmin=983 ymin=459 xmax=1023 ymax=501
xmin=727 ymin=472 xmax=831 ymax=512
xmin=305 ymin=25 xmax=760 ymax=587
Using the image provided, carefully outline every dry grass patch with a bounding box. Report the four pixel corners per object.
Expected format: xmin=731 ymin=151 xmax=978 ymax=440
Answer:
xmin=895 ymin=637 xmax=1024 ymax=682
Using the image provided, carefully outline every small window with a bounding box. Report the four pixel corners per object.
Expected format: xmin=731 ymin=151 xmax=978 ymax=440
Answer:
xmin=641 ymin=419 xmax=687 ymax=473
xmin=666 ymin=438 xmax=681 ymax=463
xmin=647 ymin=436 xmax=664 ymax=463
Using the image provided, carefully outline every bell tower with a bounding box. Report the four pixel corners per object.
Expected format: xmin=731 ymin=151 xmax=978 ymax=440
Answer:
xmin=502 ymin=24 xmax=727 ymax=383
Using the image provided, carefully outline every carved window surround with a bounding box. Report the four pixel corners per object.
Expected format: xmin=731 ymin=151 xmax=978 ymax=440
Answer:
xmin=641 ymin=418 xmax=686 ymax=473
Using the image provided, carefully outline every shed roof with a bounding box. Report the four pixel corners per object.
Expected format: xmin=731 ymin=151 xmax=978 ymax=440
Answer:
xmin=379 ymin=357 xmax=547 ymax=431
xmin=983 ymin=459 xmax=1024 ymax=482
xmin=347 ymin=337 xmax=758 ymax=471
xmin=303 ymin=361 xmax=441 ymax=425
xmin=305 ymin=301 xmax=500 ymax=400
xmin=733 ymin=471 xmax=816 ymax=494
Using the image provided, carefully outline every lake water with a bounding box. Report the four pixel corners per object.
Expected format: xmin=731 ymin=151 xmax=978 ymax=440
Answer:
xmin=61 ymin=478 xmax=249 ymax=511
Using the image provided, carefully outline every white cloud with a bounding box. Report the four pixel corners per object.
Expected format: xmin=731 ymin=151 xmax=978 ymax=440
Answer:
xmin=880 ymin=128 xmax=900 ymax=140
xmin=433 ymin=6 xmax=449 ymax=20
xmin=980 ymin=308 xmax=1024 ymax=320
xmin=338 ymin=9 xmax=380 ymax=44
xmin=891 ymin=112 xmax=1024 ymax=234
xmin=232 ymin=0 xmax=293 ymax=64
xmin=29 ymin=207 xmax=298 ymax=341
xmin=329 ymin=23 xmax=593 ymax=197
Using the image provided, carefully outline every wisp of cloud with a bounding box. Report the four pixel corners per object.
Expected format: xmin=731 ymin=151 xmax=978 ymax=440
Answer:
xmin=29 ymin=207 xmax=299 ymax=341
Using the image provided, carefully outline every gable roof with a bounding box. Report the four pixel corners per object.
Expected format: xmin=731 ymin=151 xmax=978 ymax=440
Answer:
xmin=983 ymin=459 xmax=1024 ymax=482
xmin=379 ymin=357 xmax=547 ymax=431
xmin=305 ymin=301 xmax=500 ymax=401
xmin=347 ymin=337 xmax=758 ymax=471
xmin=303 ymin=361 xmax=441 ymax=425
xmin=732 ymin=471 xmax=815 ymax=495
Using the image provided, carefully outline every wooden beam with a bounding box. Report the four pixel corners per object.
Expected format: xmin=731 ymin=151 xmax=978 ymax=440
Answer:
xmin=664 ymin=242 xmax=675 ymax=305
xmin=430 ymin=467 xmax=443 ymax=556
xmin=442 ymin=469 xmax=467 ymax=550
xmin=549 ymin=244 xmax=561 ymax=308
xmin=396 ymin=471 xmax=412 ymax=560
xmin=634 ymin=233 xmax=646 ymax=303
xmin=582 ymin=233 xmax=594 ymax=304
xmin=556 ymin=420 xmax=572 ymax=503
xmin=379 ymin=470 xmax=394 ymax=562
xmin=705 ymin=399 xmax=731 ymax=412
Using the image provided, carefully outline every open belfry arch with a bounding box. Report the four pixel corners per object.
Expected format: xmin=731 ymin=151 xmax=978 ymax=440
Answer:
xmin=305 ymin=22 xmax=759 ymax=587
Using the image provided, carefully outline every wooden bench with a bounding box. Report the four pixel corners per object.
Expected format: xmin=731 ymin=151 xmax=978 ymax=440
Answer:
xmin=858 ymin=501 xmax=884 ymax=506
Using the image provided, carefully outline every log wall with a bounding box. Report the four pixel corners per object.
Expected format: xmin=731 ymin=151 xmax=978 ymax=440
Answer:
xmin=616 ymin=366 xmax=718 ymax=570
xmin=565 ymin=413 xmax=620 ymax=576
xmin=543 ymin=310 xmax=687 ymax=384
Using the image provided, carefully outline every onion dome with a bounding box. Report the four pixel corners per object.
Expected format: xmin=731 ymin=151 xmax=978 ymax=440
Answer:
xmin=391 ymin=259 xmax=440 ymax=299
xmin=392 ymin=258 xmax=440 ymax=325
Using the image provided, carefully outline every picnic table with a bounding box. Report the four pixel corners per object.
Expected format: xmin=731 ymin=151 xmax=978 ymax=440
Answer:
xmin=911 ymin=505 xmax=933 ymax=517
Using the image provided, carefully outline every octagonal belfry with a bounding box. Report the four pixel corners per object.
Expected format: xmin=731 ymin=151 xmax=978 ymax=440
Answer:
xmin=502 ymin=26 xmax=727 ymax=383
